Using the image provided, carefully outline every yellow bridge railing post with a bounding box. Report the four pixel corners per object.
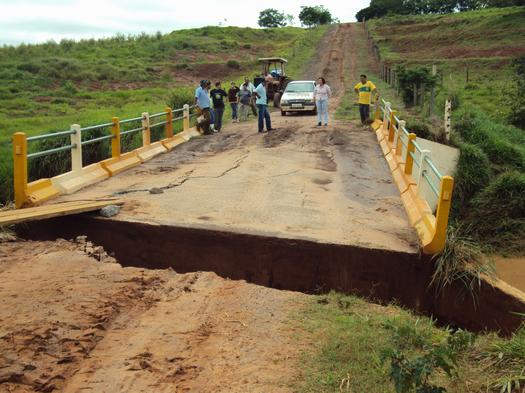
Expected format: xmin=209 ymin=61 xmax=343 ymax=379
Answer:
xmin=111 ymin=117 xmax=121 ymax=158
xmin=165 ymin=107 xmax=173 ymax=138
xmin=12 ymin=132 xmax=28 ymax=208
xmin=405 ymin=133 xmax=417 ymax=175
xmin=388 ymin=110 xmax=397 ymax=143
xmin=374 ymin=96 xmax=381 ymax=120
xmin=183 ymin=104 xmax=190 ymax=131
xmin=424 ymin=176 xmax=454 ymax=254
xmin=141 ymin=112 xmax=150 ymax=147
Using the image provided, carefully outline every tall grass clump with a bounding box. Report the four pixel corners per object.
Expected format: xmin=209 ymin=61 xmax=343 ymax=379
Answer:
xmin=431 ymin=225 xmax=496 ymax=302
xmin=451 ymin=142 xmax=491 ymax=217
xmin=466 ymin=171 xmax=525 ymax=254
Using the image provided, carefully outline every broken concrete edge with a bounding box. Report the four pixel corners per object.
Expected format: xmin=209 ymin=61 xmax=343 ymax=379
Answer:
xmin=22 ymin=127 xmax=202 ymax=208
xmin=18 ymin=215 xmax=525 ymax=335
xmin=370 ymin=121 xmax=443 ymax=255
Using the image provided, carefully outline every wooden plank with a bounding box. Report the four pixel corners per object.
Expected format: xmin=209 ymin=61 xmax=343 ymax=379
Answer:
xmin=0 ymin=199 xmax=124 ymax=226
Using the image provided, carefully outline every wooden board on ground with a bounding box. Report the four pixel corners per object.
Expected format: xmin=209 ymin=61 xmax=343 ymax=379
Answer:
xmin=0 ymin=199 xmax=124 ymax=226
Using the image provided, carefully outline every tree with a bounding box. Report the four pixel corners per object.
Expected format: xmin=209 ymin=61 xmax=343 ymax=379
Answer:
xmin=298 ymin=6 xmax=334 ymax=27
xmin=258 ymin=8 xmax=288 ymax=28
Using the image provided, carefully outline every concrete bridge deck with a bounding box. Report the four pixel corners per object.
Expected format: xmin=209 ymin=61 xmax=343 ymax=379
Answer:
xmin=55 ymin=115 xmax=419 ymax=254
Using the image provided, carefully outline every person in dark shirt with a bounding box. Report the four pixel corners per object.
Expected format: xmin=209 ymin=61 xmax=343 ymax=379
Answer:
xmin=228 ymin=82 xmax=240 ymax=123
xmin=210 ymin=81 xmax=228 ymax=132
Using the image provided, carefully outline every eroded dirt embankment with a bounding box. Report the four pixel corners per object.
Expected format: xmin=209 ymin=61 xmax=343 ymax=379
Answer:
xmin=0 ymin=239 xmax=306 ymax=393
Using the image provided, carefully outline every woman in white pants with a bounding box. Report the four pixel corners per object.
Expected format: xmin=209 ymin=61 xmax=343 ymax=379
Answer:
xmin=313 ymin=77 xmax=332 ymax=126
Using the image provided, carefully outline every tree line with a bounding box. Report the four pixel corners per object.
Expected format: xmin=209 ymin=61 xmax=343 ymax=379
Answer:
xmin=356 ymin=0 xmax=524 ymax=20
xmin=258 ymin=6 xmax=336 ymax=28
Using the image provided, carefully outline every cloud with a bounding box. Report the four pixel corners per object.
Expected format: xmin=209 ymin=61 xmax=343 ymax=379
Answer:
xmin=0 ymin=0 xmax=370 ymax=45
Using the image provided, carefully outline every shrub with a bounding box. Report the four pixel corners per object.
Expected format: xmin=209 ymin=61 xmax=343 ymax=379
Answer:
xmin=174 ymin=63 xmax=191 ymax=70
xmin=243 ymin=43 xmax=252 ymax=49
xmin=454 ymin=106 xmax=525 ymax=172
xmin=406 ymin=120 xmax=432 ymax=140
xmin=226 ymin=60 xmax=241 ymax=69
xmin=452 ymin=142 xmax=491 ymax=217
xmin=166 ymin=89 xmax=194 ymax=111
xmin=466 ymin=171 xmax=525 ymax=253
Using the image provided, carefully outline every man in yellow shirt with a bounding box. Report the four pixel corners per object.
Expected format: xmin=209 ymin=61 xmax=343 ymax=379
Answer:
xmin=354 ymin=74 xmax=379 ymax=125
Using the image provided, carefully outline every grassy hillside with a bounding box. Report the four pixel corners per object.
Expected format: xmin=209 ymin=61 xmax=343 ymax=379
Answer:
xmin=368 ymin=6 xmax=525 ymax=117
xmin=366 ymin=7 xmax=525 ymax=254
xmin=0 ymin=25 xmax=328 ymax=203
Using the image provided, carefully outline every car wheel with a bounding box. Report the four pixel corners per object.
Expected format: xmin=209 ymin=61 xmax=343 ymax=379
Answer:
xmin=281 ymin=110 xmax=286 ymax=116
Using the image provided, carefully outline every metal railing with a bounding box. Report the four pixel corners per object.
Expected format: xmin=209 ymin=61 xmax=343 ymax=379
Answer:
xmin=12 ymin=104 xmax=196 ymax=208
xmin=375 ymin=98 xmax=454 ymax=254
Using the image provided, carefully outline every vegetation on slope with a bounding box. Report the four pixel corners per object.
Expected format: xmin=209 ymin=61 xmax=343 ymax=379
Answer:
xmin=0 ymin=25 xmax=327 ymax=203
xmin=295 ymin=292 xmax=525 ymax=393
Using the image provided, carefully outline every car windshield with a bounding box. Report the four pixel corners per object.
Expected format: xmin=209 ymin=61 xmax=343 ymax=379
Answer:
xmin=285 ymin=83 xmax=314 ymax=93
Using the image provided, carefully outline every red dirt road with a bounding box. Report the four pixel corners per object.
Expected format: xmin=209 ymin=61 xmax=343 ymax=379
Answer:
xmin=0 ymin=239 xmax=307 ymax=392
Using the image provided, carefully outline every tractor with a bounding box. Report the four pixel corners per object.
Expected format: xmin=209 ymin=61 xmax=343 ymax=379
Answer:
xmin=253 ymin=57 xmax=291 ymax=108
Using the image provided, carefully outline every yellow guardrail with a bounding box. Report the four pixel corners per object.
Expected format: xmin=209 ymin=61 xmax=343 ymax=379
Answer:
xmin=12 ymin=104 xmax=198 ymax=208
xmin=371 ymin=99 xmax=454 ymax=255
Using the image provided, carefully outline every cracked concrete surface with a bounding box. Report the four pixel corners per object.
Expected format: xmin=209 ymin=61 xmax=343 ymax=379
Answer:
xmin=55 ymin=117 xmax=419 ymax=253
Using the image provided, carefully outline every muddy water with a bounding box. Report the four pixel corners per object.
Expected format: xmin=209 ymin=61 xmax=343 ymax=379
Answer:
xmin=495 ymin=256 xmax=525 ymax=293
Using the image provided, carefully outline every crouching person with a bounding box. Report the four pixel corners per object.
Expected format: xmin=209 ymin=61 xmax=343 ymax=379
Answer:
xmin=195 ymin=80 xmax=213 ymax=134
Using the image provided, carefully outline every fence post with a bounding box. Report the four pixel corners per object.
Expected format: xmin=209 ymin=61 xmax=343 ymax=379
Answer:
xmin=70 ymin=124 xmax=82 ymax=174
xmin=396 ymin=120 xmax=406 ymax=156
xmin=141 ymin=112 xmax=150 ymax=147
xmin=388 ymin=110 xmax=397 ymax=143
xmin=444 ymin=99 xmax=452 ymax=142
xmin=429 ymin=176 xmax=454 ymax=253
xmin=111 ymin=117 xmax=121 ymax=158
xmin=405 ymin=133 xmax=417 ymax=175
xmin=165 ymin=107 xmax=173 ymax=138
xmin=183 ymin=104 xmax=190 ymax=131
xmin=12 ymin=132 xmax=28 ymax=208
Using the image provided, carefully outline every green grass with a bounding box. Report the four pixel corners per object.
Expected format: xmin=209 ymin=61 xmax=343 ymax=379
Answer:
xmin=293 ymin=291 xmax=525 ymax=393
xmin=0 ymin=25 xmax=328 ymax=203
xmin=367 ymin=7 xmax=525 ymax=120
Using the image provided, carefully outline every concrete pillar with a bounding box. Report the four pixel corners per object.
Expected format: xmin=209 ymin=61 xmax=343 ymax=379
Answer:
xmin=70 ymin=124 xmax=82 ymax=174
xmin=142 ymin=112 xmax=150 ymax=147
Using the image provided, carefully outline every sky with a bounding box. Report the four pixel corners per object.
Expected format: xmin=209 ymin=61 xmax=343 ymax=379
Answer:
xmin=0 ymin=0 xmax=370 ymax=46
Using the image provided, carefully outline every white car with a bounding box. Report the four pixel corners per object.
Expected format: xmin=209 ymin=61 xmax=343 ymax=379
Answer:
xmin=280 ymin=80 xmax=316 ymax=116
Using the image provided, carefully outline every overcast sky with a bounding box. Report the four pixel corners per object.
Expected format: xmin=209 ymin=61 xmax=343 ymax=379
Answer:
xmin=0 ymin=0 xmax=370 ymax=45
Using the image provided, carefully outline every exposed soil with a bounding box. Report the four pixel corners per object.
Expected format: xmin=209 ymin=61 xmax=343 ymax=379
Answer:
xmin=0 ymin=239 xmax=307 ymax=392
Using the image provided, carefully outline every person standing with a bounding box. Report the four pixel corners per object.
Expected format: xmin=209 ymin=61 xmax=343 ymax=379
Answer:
xmin=354 ymin=74 xmax=379 ymax=125
xmin=313 ymin=77 xmax=332 ymax=127
xmin=228 ymin=81 xmax=240 ymax=123
xmin=239 ymin=83 xmax=251 ymax=122
xmin=194 ymin=79 xmax=212 ymax=135
xmin=244 ymin=76 xmax=257 ymax=117
xmin=254 ymin=77 xmax=275 ymax=133
xmin=210 ymin=81 xmax=227 ymax=132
